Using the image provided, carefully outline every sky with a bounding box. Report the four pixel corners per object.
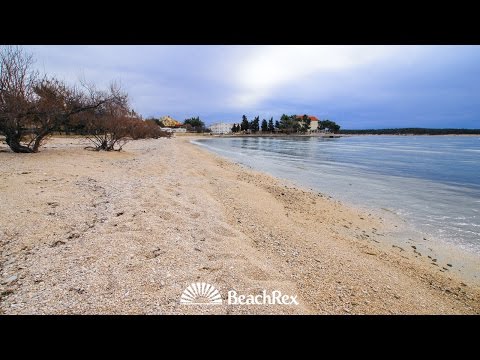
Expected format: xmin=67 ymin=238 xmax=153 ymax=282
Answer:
xmin=24 ymin=45 xmax=480 ymax=129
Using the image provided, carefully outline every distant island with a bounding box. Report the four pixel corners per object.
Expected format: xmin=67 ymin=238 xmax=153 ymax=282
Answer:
xmin=340 ymin=128 xmax=480 ymax=135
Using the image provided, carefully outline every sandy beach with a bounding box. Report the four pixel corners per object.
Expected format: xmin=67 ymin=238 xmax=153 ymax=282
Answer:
xmin=0 ymin=136 xmax=479 ymax=314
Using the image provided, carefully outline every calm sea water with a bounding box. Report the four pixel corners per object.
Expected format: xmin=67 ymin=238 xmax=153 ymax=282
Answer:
xmin=193 ymin=136 xmax=480 ymax=254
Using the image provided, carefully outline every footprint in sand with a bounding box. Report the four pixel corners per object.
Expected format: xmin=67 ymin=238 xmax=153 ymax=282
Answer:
xmin=190 ymin=212 xmax=201 ymax=219
xmin=212 ymin=225 xmax=236 ymax=238
xmin=207 ymin=253 xmax=248 ymax=261
xmin=158 ymin=211 xmax=174 ymax=221
xmin=242 ymin=266 xmax=271 ymax=281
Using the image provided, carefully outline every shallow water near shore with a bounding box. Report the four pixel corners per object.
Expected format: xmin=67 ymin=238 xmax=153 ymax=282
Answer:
xmin=193 ymin=136 xmax=480 ymax=269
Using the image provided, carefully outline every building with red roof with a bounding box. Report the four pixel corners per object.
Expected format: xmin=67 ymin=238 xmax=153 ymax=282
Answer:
xmin=295 ymin=115 xmax=319 ymax=131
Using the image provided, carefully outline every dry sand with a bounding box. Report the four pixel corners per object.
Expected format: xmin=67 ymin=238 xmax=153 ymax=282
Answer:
xmin=0 ymin=136 xmax=479 ymax=314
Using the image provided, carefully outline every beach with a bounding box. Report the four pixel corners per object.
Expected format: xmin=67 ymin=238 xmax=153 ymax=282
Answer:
xmin=0 ymin=136 xmax=479 ymax=314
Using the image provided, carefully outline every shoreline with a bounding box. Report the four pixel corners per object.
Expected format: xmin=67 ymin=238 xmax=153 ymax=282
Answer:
xmin=192 ymin=133 xmax=480 ymax=138
xmin=193 ymin=135 xmax=480 ymax=285
xmin=1 ymin=136 xmax=479 ymax=314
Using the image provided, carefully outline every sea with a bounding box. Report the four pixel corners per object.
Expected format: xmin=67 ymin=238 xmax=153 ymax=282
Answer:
xmin=193 ymin=135 xmax=480 ymax=257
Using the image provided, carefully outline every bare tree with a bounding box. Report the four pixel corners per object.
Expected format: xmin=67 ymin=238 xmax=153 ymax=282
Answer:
xmin=0 ymin=46 xmax=38 ymax=152
xmin=83 ymin=92 xmax=132 ymax=151
xmin=0 ymin=46 xmax=128 ymax=153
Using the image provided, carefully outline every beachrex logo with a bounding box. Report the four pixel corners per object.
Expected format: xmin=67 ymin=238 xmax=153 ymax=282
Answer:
xmin=180 ymin=282 xmax=298 ymax=305
xmin=180 ymin=282 xmax=223 ymax=305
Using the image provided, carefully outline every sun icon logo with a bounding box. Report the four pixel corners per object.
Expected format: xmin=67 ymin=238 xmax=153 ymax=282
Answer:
xmin=180 ymin=282 xmax=223 ymax=305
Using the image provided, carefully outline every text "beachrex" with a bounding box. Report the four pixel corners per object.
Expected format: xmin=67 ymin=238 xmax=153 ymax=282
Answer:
xmin=228 ymin=290 xmax=299 ymax=305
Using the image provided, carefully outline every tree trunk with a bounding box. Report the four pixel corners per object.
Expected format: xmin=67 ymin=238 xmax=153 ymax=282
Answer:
xmin=5 ymin=134 xmax=34 ymax=153
xmin=32 ymin=131 xmax=49 ymax=153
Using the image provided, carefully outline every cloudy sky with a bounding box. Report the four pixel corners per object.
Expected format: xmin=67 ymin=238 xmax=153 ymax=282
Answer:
xmin=25 ymin=45 xmax=480 ymax=129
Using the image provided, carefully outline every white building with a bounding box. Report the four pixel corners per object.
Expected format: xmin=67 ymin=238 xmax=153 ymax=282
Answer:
xmin=160 ymin=127 xmax=186 ymax=133
xmin=209 ymin=122 xmax=234 ymax=134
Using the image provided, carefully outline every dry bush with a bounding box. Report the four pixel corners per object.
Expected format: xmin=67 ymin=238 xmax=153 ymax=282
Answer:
xmin=83 ymin=101 xmax=171 ymax=151
xmin=130 ymin=119 xmax=171 ymax=140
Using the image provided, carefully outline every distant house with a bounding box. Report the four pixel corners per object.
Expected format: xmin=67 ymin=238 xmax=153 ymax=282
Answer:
xmin=296 ymin=115 xmax=319 ymax=132
xmin=160 ymin=115 xmax=182 ymax=128
xmin=209 ymin=122 xmax=234 ymax=134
